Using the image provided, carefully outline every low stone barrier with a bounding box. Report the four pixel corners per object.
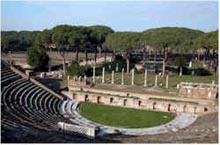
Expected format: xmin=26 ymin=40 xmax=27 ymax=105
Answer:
xmin=9 ymin=64 xmax=63 ymax=100
xmin=57 ymin=122 xmax=95 ymax=139
xmin=30 ymin=78 xmax=63 ymax=100
xmin=10 ymin=66 xmax=28 ymax=79
xmin=68 ymin=85 xmax=215 ymax=106
xmin=64 ymin=90 xmax=217 ymax=115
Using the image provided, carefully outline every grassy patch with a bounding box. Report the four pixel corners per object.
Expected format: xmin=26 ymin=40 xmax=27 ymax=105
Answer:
xmin=149 ymin=97 xmax=199 ymax=105
xmin=79 ymin=102 xmax=176 ymax=128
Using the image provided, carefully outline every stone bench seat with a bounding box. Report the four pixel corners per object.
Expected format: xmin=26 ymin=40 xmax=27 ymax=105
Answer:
xmin=1 ymin=63 xmax=74 ymax=132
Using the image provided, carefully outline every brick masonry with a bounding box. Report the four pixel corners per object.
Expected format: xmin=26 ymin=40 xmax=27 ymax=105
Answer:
xmin=62 ymin=89 xmax=217 ymax=115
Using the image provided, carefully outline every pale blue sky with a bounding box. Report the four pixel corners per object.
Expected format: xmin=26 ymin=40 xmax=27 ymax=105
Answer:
xmin=1 ymin=1 xmax=218 ymax=32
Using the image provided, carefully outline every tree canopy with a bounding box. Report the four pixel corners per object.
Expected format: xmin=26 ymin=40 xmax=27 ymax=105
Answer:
xmin=1 ymin=25 xmax=218 ymax=55
xmin=141 ymin=27 xmax=204 ymax=53
xmin=1 ymin=31 xmax=40 ymax=52
xmin=103 ymin=32 xmax=141 ymax=52
xmin=27 ymin=46 xmax=49 ymax=71
xmin=193 ymin=30 xmax=218 ymax=50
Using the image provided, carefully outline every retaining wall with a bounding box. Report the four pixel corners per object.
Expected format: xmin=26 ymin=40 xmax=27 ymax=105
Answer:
xmin=63 ymin=90 xmax=217 ymax=115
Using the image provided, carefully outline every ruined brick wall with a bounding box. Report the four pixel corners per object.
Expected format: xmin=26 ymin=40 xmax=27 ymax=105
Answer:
xmin=178 ymin=82 xmax=218 ymax=100
xmin=67 ymin=91 xmax=216 ymax=115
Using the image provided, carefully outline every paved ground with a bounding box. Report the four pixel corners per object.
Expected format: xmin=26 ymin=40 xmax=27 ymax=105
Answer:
xmin=98 ymin=112 xmax=218 ymax=143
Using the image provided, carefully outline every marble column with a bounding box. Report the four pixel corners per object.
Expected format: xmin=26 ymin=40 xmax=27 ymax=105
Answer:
xmin=189 ymin=61 xmax=192 ymax=68
xmin=177 ymin=84 xmax=180 ymax=89
xmin=102 ymin=67 xmax=105 ymax=84
xmin=144 ymin=69 xmax=147 ymax=87
xmin=93 ymin=66 xmax=96 ymax=83
xmin=116 ymin=63 xmax=119 ymax=72
xmin=108 ymin=64 xmax=111 ymax=70
xmin=212 ymin=80 xmax=215 ymax=85
xmin=131 ymin=69 xmax=134 ymax=85
xmin=111 ymin=70 xmax=114 ymax=84
xmin=121 ymin=68 xmax=124 ymax=85
xmin=154 ymin=75 xmax=158 ymax=87
xmin=67 ymin=75 xmax=70 ymax=86
xmin=166 ymin=75 xmax=169 ymax=88
xmin=84 ymin=75 xmax=87 ymax=82
xmin=179 ymin=67 xmax=182 ymax=76
xmin=162 ymin=60 xmax=165 ymax=76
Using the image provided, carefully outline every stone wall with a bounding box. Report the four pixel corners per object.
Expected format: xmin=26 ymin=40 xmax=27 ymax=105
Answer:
xmin=68 ymin=86 xmax=215 ymax=106
xmin=64 ymin=91 xmax=216 ymax=115
xmin=179 ymin=82 xmax=218 ymax=100
xmin=57 ymin=122 xmax=95 ymax=139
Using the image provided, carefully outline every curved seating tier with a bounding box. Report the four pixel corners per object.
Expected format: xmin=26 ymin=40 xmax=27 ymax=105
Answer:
xmin=1 ymin=63 xmax=71 ymax=134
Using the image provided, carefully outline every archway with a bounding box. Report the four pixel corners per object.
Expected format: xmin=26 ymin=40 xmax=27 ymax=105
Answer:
xmin=183 ymin=105 xmax=186 ymax=112
xmin=110 ymin=97 xmax=114 ymax=104
xmin=97 ymin=96 xmax=101 ymax=103
xmin=153 ymin=102 xmax=156 ymax=110
xmin=204 ymin=107 xmax=208 ymax=112
xmin=72 ymin=93 xmax=76 ymax=99
xmin=138 ymin=100 xmax=142 ymax=107
xmin=123 ymin=99 xmax=127 ymax=106
xmin=85 ymin=94 xmax=89 ymax=102
xmin=168 ymin=104 xmax=171 ymax=111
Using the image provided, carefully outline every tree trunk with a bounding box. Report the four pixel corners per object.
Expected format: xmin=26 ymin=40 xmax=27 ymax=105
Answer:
xmin=164 ymin=47 xmax=168 ymax=62
xmin=143 ymin=47 xmax=146 ymax=62
xmin=104 ymin=50 xmax=107 ymax=65
xmin=99 ymin=45 xmax=102 ymax=58
xmin=162 ymin=59 xmax=166 ymax=76
xmin=216 ymin=66 xmax=218 ymax=84
xmin=59 ymin=50 xmax=66 ymax=76
xmin=85 ymin=48 xmax=88 ymax=65
xmin=154 ymin=51 xmax=157 ymax=73
xmin=76 ymin=49 xmax=79 ymax=62
xmin=62 ymin=58 xmax=66 ymax=76
xmin=126 ymin=57 xmax=130 ymax=74
xmin=94 ymin=46 xmax=97 ymax=64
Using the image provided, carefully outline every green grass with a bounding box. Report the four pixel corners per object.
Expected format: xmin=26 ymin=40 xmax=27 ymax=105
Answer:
xmin=149 ymin=97 xmax=199 ymax=105
xmin=79 ymin=102 xmax=176 ymax=128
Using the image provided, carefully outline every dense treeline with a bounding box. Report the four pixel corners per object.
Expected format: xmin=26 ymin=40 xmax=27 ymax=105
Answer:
xmin=1 ymin=31 xmax=40 ymax=51
xmin=1 ymin=25 xmax=218 ymax=73
xmin=2 ymin=26 xmax=218 ymax=54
